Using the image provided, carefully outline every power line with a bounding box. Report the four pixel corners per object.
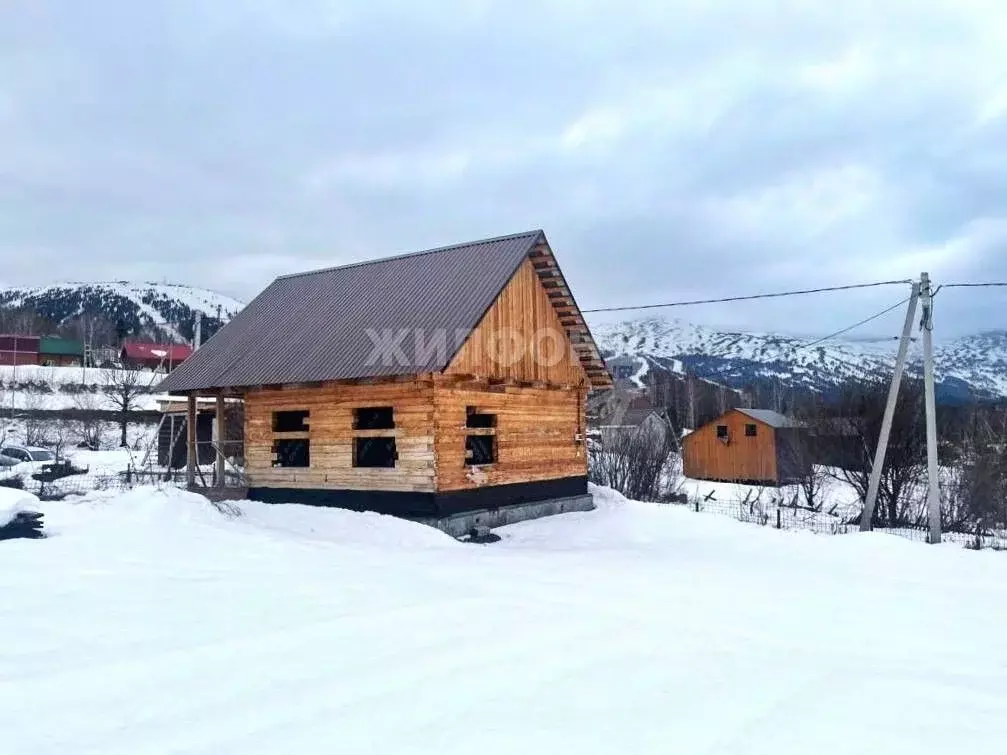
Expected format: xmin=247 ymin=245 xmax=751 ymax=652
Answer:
xmin=581 ymin=279 xmax=914 ymax=314
xmin=797 ymin=297 xmax=911 ymax=349
xmin=941 ymin=282 xmax=1007 ymax=288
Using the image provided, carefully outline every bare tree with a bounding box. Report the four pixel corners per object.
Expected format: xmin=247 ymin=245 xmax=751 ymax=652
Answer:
xmin=590 ymin=415 xmax=680 ymax=501
xmin=827 ymin=378 xmax=927 ymax=528
xmin=48 ymin=417 xmax=72 ymax=462
xmin=779 ymin=404 xmax=830 ymax=512
xmin=943 ymin=407 xmax=1007 ymax=540
xmin=102 ymin=367 xmax=157 ymax=447
xmin=21 ymin=386 xmax=50 ymax=447
xmin=72 ymin=391 xmax=107 ymax=450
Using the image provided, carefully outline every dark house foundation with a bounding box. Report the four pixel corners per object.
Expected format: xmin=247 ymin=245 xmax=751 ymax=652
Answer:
xmin=247 ymin=476 xmax=593 ymax=535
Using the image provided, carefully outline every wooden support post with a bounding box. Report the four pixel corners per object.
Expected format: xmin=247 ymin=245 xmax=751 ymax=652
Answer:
xmin=216 ymin=392 xmax=226 ymax=488
xmin=186 ymin=393 xmax=197 ymax=488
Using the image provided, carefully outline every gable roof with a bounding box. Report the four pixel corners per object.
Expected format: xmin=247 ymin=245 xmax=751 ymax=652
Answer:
xmin=735 ymin=408 xmax=802 ymax=429
xmin=159 ymin=230 xmax=611 ymax=393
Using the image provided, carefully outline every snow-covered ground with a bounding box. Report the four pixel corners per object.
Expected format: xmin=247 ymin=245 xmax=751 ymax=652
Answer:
xmin=0 ymin=364 xmax=166 ymax=411
xmin=1 ymin=485 xmax=1006 ymax=754
xmin=679 ymin=470 xmax=863 ymax=523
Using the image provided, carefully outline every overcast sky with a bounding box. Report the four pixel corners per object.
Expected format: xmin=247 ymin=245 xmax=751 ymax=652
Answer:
xmin=3 ymin=0 xmax=1007 ymax=338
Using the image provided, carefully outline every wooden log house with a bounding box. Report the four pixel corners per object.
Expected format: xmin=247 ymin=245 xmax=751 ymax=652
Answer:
xmin=158 ymin=230 xmax=612 ymax=524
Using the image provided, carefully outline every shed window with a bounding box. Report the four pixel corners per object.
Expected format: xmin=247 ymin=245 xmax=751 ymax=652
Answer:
xmin=273 ymin=439 xmax=309 ymax=468
xmin=716 ymin=425 xmax=729 ymax=439
xmin=745 ymin=424 xmax=758 ymax=437
xmin=465 ymin=407 xmax=497 ymax=466
xmin=354 ymin=437 xmax=397 ymax=468
xmin=354 ymin=406 xmax=395 ymax=430
xmin=273 ymin=410 xmax=309 ymax=433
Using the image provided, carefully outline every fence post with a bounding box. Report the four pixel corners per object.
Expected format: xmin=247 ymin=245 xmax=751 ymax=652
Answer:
xmin=125 ymin=464 xmax=132 ymax=485
xmin=694 ymin=499 xmax=700 ymax=513
xmin=776 ymin=509 xmax=781 ymax=530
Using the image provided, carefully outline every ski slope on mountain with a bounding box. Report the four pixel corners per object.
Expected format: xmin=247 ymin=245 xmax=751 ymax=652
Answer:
xmin=0 ymin=281 xmax=244 ymax=344
xmin=1 ymin=486 xmax=1005 ymax=754
xmin=592 ymin=315 xmax=1007 ymax=398
xmin=1 ymin=282 xmax=243 ymax=319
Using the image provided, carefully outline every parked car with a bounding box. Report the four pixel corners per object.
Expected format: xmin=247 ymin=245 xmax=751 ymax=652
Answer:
xmin=0 ymin=445 xmax=59 ymax=473
xmin=0 ymin=454 xmax=19 ymax=468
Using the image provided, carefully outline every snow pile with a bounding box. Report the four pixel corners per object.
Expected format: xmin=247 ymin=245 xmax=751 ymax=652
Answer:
xmin=0 ymin=487 xmax=40 ymax=527
xmin=1 ymin=486 xmax=1006 ymax=753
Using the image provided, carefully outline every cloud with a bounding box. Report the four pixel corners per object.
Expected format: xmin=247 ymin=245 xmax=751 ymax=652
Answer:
xmin=2 ymin=0 xmax=1007 ymax=337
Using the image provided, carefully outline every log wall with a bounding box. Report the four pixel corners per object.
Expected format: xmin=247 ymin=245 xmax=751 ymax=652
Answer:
xmin=446 ymin=257 xmax=587 ymax=385
xmin=244 ymin=380 xmax=437 ymax=492
xmin=242 ymin=377 xmax=588 ymax=494
xmin=433 ymin=382 xmax=586 ymax=492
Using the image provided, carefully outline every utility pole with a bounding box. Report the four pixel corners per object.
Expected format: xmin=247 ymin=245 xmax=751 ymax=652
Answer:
xmin=920 ymin=272 xmax=942 ymax=544
xmin=194 ymin=312 xmax=203 ymax=350
xmin=861 ymin=281 xmax=921 ymax=531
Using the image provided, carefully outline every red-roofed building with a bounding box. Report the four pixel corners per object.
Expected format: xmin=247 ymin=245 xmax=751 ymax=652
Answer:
xmin=0 ymin=335 xmax=41 ymax=366
xmin=120 ymin=342 xmax=194 ymax=371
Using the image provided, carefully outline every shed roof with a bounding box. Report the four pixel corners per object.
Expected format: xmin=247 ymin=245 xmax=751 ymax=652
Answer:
xmin=735 ymin=408 xmax=803 ymax=429
xmin=158 ymin=230 xmax=611 ymax=393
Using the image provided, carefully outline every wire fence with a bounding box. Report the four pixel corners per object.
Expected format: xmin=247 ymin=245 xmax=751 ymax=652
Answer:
xmin=673 ymin=495 xmax=1007 ymax=550
xmin=0 ymin=466 xmax=244 ymax=502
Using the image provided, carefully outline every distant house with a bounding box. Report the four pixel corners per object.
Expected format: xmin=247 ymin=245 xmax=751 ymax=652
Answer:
xmin=0 ymin=335 xmax=41 ymax=366
xmin=682 ymin=408 xmax=809 ymax=486
xmin=158 ymin=230 xmax=612 ymax=532
xmin=121 ymin=342 xmax=193 ymax=371
xmin=38 ymin=337 xmax=84 ymax=367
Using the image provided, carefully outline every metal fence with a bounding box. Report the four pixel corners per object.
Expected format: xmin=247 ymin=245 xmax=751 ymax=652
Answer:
xmin=0 ymin=464 xmax=246 ymax=502
xmin=675 ymin=495 xmax=1007 ymax=550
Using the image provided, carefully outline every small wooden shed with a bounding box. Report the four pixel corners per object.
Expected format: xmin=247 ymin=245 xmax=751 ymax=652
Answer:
xmin=158 ymin=230 xmax=612 ymax=526
xmin=682 ymin=408 xmax=809 ymax=486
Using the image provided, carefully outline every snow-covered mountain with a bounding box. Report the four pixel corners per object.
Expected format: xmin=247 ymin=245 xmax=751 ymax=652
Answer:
xmin=591 ymin=316 xmax=1007 ymax=402
xmin=0 ymin=282 xmax=244 ymax=344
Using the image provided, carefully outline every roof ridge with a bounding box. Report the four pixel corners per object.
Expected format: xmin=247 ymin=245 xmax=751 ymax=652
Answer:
xmin=275 ymin=229 xmax=544 ymax=281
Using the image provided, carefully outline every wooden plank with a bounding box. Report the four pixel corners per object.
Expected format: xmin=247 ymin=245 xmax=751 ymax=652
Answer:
xmin=186 ymin=394 xmax=196 ymax=488
xmin=445 ymin=258 xmax=587 ymax=386
xmin=215 ymin=393 xmax=225 ymax=488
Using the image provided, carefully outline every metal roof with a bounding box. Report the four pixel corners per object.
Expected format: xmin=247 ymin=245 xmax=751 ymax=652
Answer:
xmin=122 ymin=343 xmax=194 ymax=362
xmin=735 ymin=408 xmax=803 ymax=429
xmin=159 ymin=230 xmax=609 ymax=393
xmin=39 ymin=337 xmax=83 ymax=357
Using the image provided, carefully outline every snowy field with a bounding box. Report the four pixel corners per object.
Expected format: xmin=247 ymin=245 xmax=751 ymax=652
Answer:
xmin=0 ymin=363 xmax=165 ymax=411
xmin=679 ymin=471 xmax=865 ymax=528
xmin=2 ymin=485 xmax=1006 ymax=754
